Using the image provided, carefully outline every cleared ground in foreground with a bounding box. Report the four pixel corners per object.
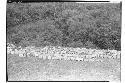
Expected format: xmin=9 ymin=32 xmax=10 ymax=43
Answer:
xmin=7 ymin=54 xmax=120 ymax=82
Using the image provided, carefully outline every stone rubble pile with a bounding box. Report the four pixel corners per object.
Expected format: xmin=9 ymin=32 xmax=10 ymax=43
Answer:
xmin=7 ymin=43 xmax=120 ymax=61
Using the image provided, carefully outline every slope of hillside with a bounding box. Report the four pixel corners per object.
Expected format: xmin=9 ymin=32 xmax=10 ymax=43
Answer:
xmin=7 ymin=2 xmax=121 ymax=82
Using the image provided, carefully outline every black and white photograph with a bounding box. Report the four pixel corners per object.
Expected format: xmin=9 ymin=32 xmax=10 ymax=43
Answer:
xmin=6 ymin=0 xmax=121 ymax=82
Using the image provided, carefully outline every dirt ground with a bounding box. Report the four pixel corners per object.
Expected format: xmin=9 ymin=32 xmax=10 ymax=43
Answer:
xmin=7 ymin=54 xmax=120 ymax=82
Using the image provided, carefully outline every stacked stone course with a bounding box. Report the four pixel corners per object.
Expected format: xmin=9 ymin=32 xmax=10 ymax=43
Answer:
xmin=7 ymin=43 xmax=120 ymax=61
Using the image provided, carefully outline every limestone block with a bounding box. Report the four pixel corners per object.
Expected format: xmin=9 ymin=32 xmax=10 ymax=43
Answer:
xmin=19 ymin=53 xmax=25 ymax=57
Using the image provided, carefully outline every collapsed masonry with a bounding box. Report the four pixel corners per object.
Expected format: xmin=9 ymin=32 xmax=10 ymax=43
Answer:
xmin=7 ymin=43 xmax=120 ymax=61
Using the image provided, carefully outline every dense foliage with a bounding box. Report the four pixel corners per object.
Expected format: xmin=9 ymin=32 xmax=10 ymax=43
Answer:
xmin=7 ymin=2 xmax=121 ymax=50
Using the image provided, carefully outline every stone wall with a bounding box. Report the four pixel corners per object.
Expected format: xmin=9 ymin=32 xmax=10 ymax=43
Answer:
xmin=7 ymin=43 xmax=121 ymax=61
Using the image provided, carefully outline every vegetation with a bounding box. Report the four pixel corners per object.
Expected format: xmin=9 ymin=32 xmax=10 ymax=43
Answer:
xmin=7 ymin=2 xmax=121 ymax=50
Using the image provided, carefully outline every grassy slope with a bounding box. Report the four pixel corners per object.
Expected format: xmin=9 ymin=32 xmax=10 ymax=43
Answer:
xmin=7 ymin=54 xmax=120 ymax=81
